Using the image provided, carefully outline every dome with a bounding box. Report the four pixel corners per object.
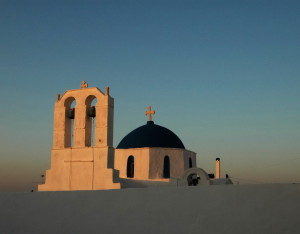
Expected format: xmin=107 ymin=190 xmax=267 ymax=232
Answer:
xmin=116 ymin=121 xmax=185 ymax=149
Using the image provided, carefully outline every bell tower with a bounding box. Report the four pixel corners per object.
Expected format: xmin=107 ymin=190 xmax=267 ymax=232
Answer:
xmin=38 ymin=82 xmax=120 ymax=191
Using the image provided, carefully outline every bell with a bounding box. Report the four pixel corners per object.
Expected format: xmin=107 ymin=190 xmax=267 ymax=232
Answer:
xmin=66 ymin=108 xmax=75 ymax=119
xmin=87 ymin=106 xmax=96 ymax=118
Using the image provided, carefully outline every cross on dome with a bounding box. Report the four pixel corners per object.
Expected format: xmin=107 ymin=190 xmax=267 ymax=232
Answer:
xmin=145 ymin=106 xmax=155 ymax=121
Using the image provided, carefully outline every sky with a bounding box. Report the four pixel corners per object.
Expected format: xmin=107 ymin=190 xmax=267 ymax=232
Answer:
xmin=0 ymin=0 xmax=300 ymax=191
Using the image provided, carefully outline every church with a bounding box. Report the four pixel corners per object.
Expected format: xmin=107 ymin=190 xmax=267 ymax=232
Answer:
xmin=38 ymin=82 xmax=231 ymax=191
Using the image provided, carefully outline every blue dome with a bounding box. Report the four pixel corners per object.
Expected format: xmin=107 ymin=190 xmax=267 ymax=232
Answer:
xmin=116 ymin=121 xmax=185 ymax=149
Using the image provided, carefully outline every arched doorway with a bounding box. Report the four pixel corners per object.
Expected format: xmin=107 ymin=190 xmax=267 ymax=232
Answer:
xmin=187 ymin=173 xmax=200 ymax=186
xmin=163 ymin=156 xmax=170 ymax=178
xmin=127 ymin=156 xmax=134 ymax=178
xmin=181 ymin=168 xmax=210 ymax=186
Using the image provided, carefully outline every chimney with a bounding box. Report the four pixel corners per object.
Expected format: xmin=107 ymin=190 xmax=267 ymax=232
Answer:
xmin=215 ymin=158 xmax=220 ymax=179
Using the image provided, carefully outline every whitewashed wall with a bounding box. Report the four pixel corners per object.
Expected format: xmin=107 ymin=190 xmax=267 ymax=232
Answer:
xmin=0 ymin=184 xmax=299 ymax=234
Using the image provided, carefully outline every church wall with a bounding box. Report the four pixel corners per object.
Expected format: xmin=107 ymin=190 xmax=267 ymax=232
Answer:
xmin=52 ymin=107 xmax=65 ymax=149
xmin=73 ymin=105 xmax=86 ymax=148
xmin=183 ymin=150 xmax=197 ymax=170
xmin=95 ymin=97 xmax=114 ymax=147
xmin=114 ymin=148 xmax=150 ymax=180
xmin=38 ymin=150 xmax=71 ymax=191
xmin=114 ymin=148 xmax=197 ymax=181
xmin=119 ymin=178 xmax=176 ymax=188
xmin=93 ymin=147 xmax=121 ymax=190
xmin=39 ymin=146 xmax=120 ymax=191
xmin=71 ymin=162 xmax=93 ymax=190
xmin=149 ymin=148 xmax=196 ymax=179
xmin=94 ymin=98 xmax=114 ymax=148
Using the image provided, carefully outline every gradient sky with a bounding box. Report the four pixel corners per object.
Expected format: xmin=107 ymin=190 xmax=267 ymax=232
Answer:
xmin=1 ymin=0 xmax=300 ymax=191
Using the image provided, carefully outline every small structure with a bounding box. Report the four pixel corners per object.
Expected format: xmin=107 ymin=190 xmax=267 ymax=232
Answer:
xmin=215 ymin=158 xmax=221 ymax=179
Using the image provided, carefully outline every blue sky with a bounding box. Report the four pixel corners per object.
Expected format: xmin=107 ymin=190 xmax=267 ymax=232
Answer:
xmin=0 ymin=0 xmax=300 ymax=191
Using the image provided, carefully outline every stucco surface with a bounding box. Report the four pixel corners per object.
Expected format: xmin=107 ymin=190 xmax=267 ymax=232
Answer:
xmin=115 ymin=148 xmax=151 ymax=179
xmin=1 ymin=184 xmax=299 ymax=234
xmin=39 ymin=86 xmax=120 ymax=191
xmin=115 ymin=147 xmax=196 ymax=180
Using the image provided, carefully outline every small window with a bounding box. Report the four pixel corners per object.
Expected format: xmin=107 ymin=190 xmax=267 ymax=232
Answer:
xmin=163 ymin=156 xmax=170 ymax=178
xmin=189 ymin=157 xmax=193 ymax=168
xmin=127 ymin=156 xmax=134 ymax=178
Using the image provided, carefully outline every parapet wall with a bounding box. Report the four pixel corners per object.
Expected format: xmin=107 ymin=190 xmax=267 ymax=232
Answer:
xmin=0 ymin=184 xmax=299 ymax=234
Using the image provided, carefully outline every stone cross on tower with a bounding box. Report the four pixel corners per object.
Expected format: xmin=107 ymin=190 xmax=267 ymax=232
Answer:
xmin=145 ymin=106 xmax=155 ymax=121
xmin=80 ymin=81 xmax=88 ymax=89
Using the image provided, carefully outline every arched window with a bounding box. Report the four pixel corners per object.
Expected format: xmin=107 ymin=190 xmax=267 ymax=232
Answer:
xmin=163 ymin=156 xmax=170 ymax=178
xmin=189 ymin=157 xmax=193 ymax=168
xmin=64 ymin=97 xmax=76 ymax=148
xmin=127 ymin=156 xmax=134 ymax=178
xmin=85 ymin=96 xmax=97 ymax=147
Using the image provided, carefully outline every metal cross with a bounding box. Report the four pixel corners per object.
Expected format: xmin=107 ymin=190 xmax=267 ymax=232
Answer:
xmin=145 ymin=106 xmax=155 ymax=121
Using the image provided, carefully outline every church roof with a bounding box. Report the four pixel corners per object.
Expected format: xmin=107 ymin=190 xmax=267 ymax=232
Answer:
xmin=116 ymin=121 xmax=185 ymax=149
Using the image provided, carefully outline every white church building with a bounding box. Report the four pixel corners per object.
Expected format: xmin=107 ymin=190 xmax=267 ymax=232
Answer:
xmin=38 ymin=82 xmax=231 ymax=191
